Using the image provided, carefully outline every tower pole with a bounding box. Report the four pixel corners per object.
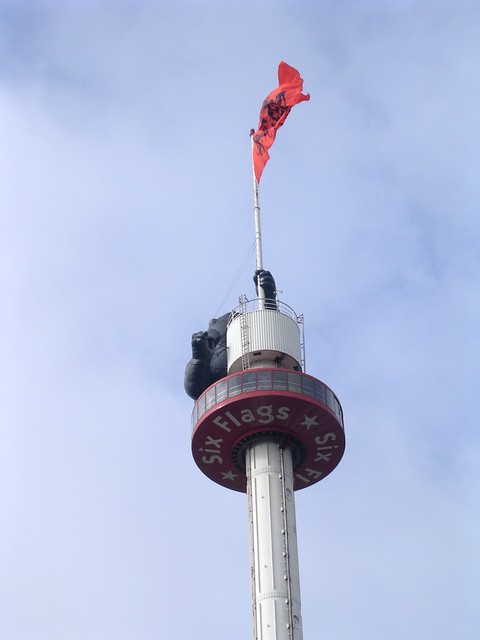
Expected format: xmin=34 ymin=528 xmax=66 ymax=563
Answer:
xmin=247 ymin=439 xmax=302 ymax=640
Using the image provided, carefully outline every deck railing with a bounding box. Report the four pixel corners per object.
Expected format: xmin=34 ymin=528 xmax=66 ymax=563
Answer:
xmin=192 ymin=368 xmax=344 ymax=429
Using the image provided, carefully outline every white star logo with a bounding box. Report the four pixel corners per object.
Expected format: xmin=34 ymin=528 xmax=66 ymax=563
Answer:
xmin=221 ymin=470 xmax=238 ymax=481
xmin=300 ymin=414 xmax=319 ymax=430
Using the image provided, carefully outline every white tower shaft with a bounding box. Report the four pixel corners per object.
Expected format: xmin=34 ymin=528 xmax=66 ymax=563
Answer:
xmin=246 ymin=439 xmax=303 ymax=640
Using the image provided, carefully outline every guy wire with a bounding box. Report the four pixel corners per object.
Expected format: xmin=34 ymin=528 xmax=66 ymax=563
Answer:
xmin=213 ymin=240 xmax=256 ymax=318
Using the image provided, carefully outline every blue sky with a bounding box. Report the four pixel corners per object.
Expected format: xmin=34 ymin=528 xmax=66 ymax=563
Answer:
xmin=1 ymin=2 xmax=479 ymax=639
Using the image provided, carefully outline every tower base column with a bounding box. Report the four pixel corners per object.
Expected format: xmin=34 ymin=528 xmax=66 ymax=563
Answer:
xmin=246 ymin=438 xmax=303 ymax=640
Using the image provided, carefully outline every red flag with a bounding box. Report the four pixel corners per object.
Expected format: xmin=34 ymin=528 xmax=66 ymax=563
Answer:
xmin=252 ymin=61 xmax=310 ymax=183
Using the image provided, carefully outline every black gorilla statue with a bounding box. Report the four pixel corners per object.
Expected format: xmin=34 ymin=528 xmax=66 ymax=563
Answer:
xmin=183 ymin=312 xmax=230 ymax=401
xmin=184 ymin=269 xmax=277 ymax=399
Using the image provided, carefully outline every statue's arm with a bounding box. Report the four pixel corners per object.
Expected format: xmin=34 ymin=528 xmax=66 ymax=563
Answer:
xmin=184 ymin=331 xmax=213 ymax=400
xmin=254 ymin=269 xmax=277 ymax=308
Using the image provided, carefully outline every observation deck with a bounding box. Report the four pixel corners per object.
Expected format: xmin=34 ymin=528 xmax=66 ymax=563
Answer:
xmin=191 ymin=368 xmax=345 ymax=493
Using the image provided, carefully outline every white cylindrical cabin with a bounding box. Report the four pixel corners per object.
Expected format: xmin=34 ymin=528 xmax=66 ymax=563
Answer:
xmin=227 ymin=301 xmax=303 ymax=374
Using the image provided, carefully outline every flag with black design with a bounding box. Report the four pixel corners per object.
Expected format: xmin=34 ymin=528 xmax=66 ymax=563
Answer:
xmin=252 ymin=61 xmax=310 ymax=183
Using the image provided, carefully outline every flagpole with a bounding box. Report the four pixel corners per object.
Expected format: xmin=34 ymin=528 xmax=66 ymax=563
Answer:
xmin=250 ymin=131 xmax=265 ymax=308
xmin=253 ymin=178 xmax=263 ymax=272
xmin=250 ymin=131 xmax=263 ymax=272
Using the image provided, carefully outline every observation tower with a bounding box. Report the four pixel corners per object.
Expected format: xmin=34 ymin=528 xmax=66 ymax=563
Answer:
xmin=185 ymin=62 xmax=345 ymax=640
